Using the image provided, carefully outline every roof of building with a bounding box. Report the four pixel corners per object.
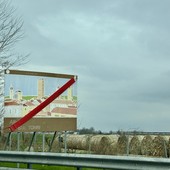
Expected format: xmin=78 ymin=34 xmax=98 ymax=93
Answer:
xmin=36 ymin=111 xmax=51 ymax=116
xmin=23 ymin=101 xmax=35 ymax=106
xmin=51 ymin=107 xmax=77 ymax=115
xmin=51 ymin=99 xmax=76 ymax=105
xmin=5 ymin=100 xmax=20 ymax=106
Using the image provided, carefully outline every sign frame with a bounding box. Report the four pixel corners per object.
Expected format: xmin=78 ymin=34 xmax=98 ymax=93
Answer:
xmin=3 ymin=69 xmax=78 ymax=133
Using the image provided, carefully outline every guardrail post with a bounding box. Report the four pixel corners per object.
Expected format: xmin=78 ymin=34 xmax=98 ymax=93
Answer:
xmin=27 ymin=163 xmax=32 ymax=169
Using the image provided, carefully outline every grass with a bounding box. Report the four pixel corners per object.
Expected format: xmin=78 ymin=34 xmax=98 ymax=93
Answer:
xmin=0 ymin=162 xmax=100 ymax=170
xmin=0 ymin=163 xmax=76 ymax=169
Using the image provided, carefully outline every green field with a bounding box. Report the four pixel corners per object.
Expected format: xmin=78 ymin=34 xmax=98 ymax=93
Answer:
xmin=5 ymin=95 xmax=77 ymax=101
xmin=0 ymin=163 xmax=75 ymax=170
xmin=22 ymin=96 xmax=36 ymax=100
xmin=0 ymin=162 xmax=99 ymax=170
xmin=5 ymin=96 xmax=36 ymax=100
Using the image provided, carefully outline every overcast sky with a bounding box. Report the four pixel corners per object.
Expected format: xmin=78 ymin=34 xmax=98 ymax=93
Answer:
xmin=10 ymin=0 xmax=170 ymax=132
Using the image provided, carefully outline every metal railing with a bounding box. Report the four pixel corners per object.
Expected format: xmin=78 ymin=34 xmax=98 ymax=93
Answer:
xmin=0 ymin=151 xmax=170 ymax=169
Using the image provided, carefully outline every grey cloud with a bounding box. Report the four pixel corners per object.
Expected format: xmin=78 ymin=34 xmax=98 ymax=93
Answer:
xmin=10 ymin=0 xmax=170 ymax=131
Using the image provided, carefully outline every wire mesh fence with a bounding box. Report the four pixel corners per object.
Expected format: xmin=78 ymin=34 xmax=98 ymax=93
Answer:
xmin=1 ymin=131 xmax=170 ymax=158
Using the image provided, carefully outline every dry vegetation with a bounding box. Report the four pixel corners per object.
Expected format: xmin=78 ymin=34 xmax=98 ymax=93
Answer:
xmin=60 ymin=134 xmax=170 ymax=157
xmin=1 ymin=132 xmax=170 ymax=158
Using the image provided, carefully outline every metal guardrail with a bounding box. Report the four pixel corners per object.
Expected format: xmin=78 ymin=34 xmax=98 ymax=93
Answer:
xmin=0 ymin=151 xmax=170 ymax=169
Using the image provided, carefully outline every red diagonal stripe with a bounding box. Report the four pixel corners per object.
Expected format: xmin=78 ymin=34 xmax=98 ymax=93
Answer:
xmin=9 ymin=77 xmax=76 ymax=132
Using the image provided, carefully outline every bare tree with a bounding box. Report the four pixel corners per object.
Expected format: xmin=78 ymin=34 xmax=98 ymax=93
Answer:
xmin=0 ymin=0 xmax=28 ymax=127
xmin=0 ymin=0 xmax=28 ymax=69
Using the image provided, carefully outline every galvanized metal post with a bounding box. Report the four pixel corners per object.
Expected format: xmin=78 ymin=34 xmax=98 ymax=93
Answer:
xmin=17 ymin=132 xmax=20 ymax=151
xmin=64 ymin=131 xmax=67 ymax=153
xmin=17 ymin=132 xmax=20 ymax=168
xmin=27 ymin=132 xmax=36 ymax=169
xmin=126 ymin=135 xmax=130 ymax=156
xmin=58 ymin=132 xmax=62 ymax=153
xmin=88 ymin=138 xmax=91 ymax=154
xmin=163 ymin=140 xmax=168 ymax=158
xmin=42 ymin=132 xmax=45 ymax=152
